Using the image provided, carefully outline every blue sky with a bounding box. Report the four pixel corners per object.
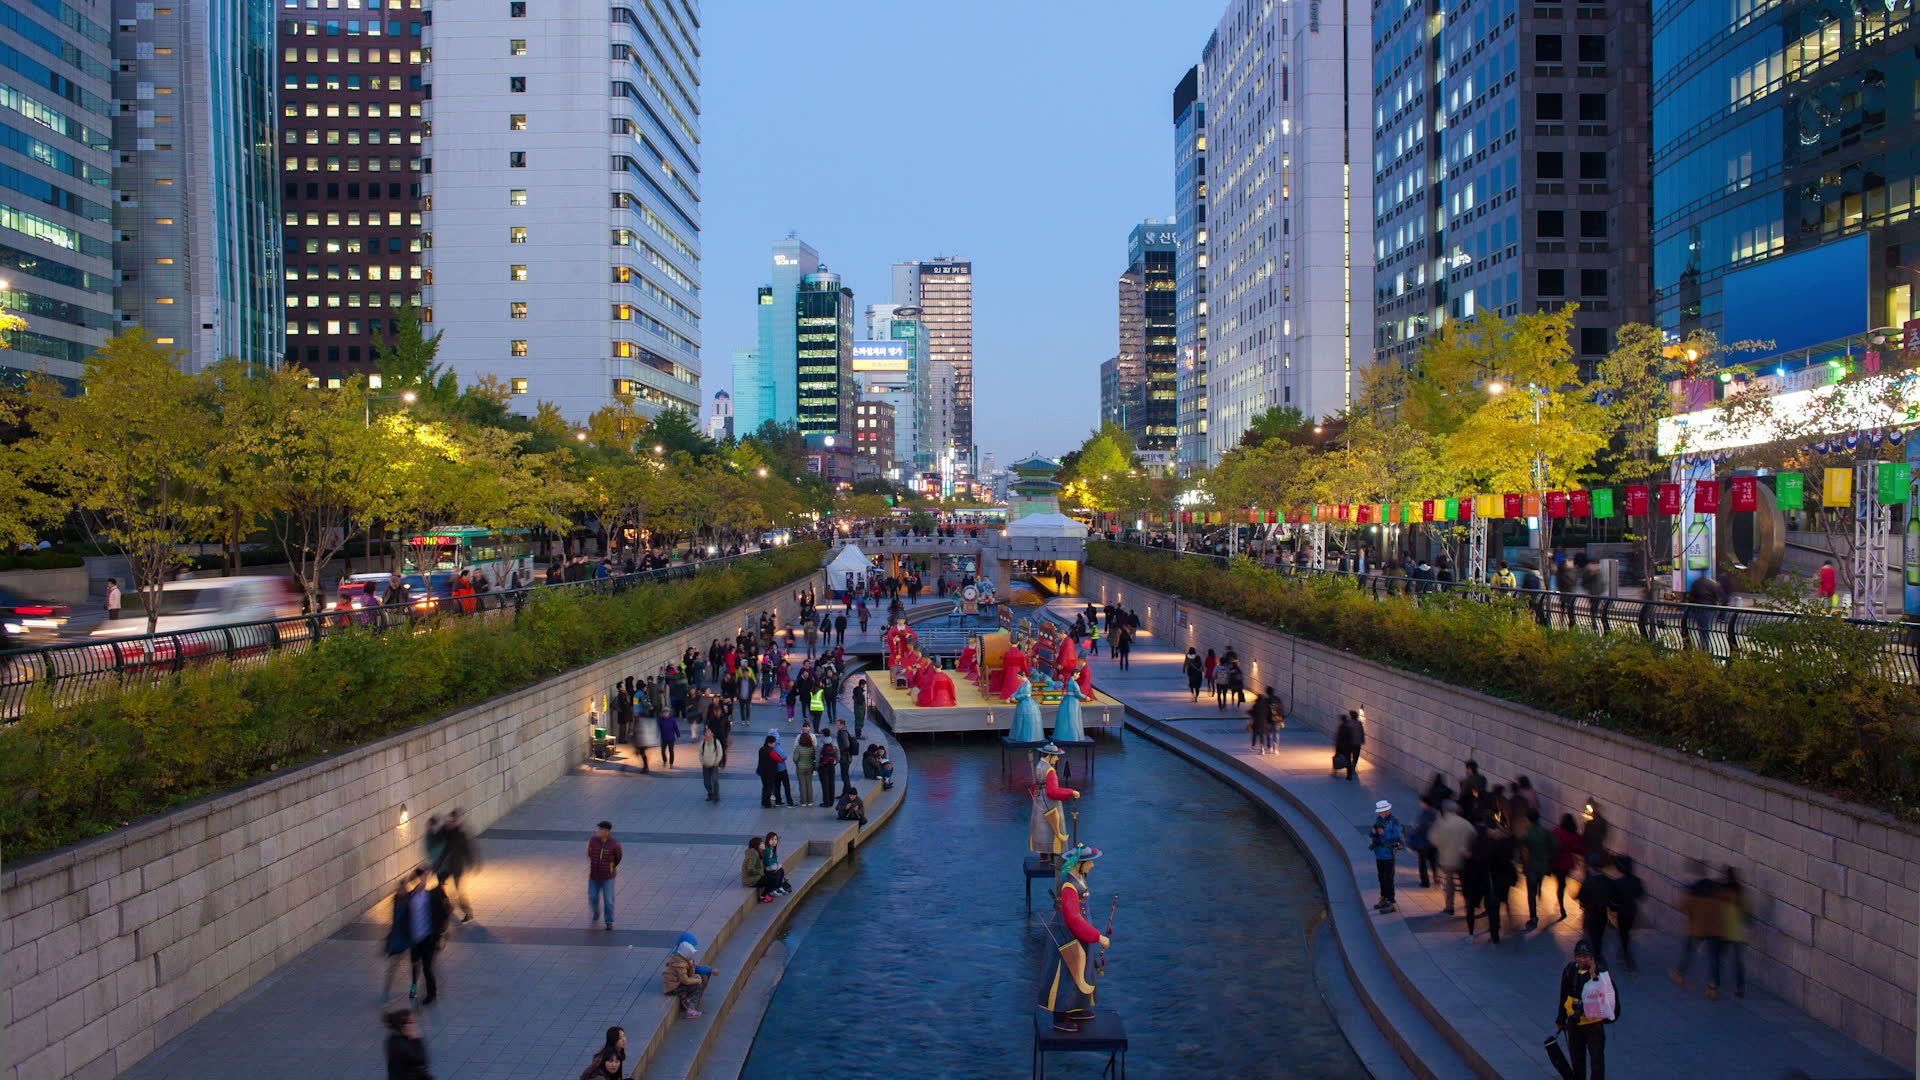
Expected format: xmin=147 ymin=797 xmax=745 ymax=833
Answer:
xmin=700 ymin=2 xmax=1224 ymax=467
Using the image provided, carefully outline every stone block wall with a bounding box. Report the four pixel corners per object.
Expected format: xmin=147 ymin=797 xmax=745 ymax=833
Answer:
xmin=1086 ymin=566 xmax=1919 ymax=1067
xmin=0 ymin=571 xmax=822 ymax=1080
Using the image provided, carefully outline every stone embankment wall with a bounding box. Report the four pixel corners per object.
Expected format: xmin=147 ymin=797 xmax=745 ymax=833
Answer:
xmin=1 ymin=571 xmax=823 ymax=1080
xmin=1085 ymin=566 xmax=1918 ymax=1067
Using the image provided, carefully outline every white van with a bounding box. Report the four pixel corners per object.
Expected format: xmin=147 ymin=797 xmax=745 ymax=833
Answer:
xmin=90 ymin=577 xmax=306 ymax=638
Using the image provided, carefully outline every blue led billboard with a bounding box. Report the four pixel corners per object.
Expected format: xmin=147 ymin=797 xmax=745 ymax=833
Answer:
xmin=1721 ymin=234 xmax=1869 ymax=355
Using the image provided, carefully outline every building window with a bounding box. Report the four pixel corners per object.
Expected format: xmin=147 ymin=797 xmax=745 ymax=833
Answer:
xmin=156 ymin=297 xmax=175 ymax=304
xmin=510 ymin=226 xmax=527 ymax=243
xmin=1535 ymin=34 xmax=1562 ymax=61
xmin=509 ymin=38 xmax=526 ymax=54
xmin=1579 ymin=327 xmax=1608 ymax=355
xmin=508 ymin=76 xmax=525 ymax=92
xmin=510 ymin=188 xmax=527 ymax=205
xmin=509 ymin=151 xmax=526 ymax=167
xmin=1577 ymin=35 xmax=1605 ymax=62
xmin=1537 ymin=210 xmax=1564 ymax=237
xmin=1536 ymin=152 xmax=1563 ymax=179
xmin=1578 ymin=93 xmax=1607 ymax=122
xmin=511 ymin=301 xmax=528 ymax=318
xmin=1579 ymin=210 xmax=1608 ymax=238
xmin=509 ymin=0 xmax=525 ymax=14
xmin=1578 ymin=152 xmax=1607 ymax=180
xmin=509 ymin=113 xmax=526 ymax=130
xmin=611 ymin=303 xmax=631 ymax=320
xmin=1537 ymin=269 xmax=1565 ymax=296
xmin=510 ymin=339 xmax=528 ymax=356
xmin=510 ymin=377 xmax=529 ymax=393
xmin=510 ymin=264 xmax=528 ymax=281
xmin=1580 ymin=269 xmax=1608 ymax=297
xmin=1535 ymin=93 xmax=1563 ymax=120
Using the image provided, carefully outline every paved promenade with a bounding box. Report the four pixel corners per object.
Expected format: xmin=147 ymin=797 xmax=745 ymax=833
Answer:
xmin=1048 ymin=595 xmax=1903 ymax=1080
xmin=114 ymin=668 xmax=902 ymax=1080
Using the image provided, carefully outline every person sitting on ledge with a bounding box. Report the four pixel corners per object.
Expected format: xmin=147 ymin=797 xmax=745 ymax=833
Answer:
xmin=661 ymin=932 xmax=717 ymax=1020
xmin=836 ymin=784 xmax=868 ymax=827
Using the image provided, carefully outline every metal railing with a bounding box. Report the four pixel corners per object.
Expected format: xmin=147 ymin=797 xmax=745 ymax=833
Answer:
xmin=0 ymin=548 xmax=807 ymax=717
xmin=1093 ymin=541 xmax=1920 ymax=683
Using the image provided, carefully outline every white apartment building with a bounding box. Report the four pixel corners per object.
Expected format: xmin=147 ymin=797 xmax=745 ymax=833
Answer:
xmin=1201 ymin=0 xmax=1372 ymax=462
xmin=423 ymin=0 xmax=701 ymax=420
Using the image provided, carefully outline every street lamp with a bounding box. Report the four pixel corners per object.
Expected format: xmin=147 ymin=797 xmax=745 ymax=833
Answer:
xmin=364 ymin=388 xmax=417 ymax=426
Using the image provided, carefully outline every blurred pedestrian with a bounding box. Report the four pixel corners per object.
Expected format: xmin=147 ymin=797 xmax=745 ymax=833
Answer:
xmin=1550 ymin=813 xmax=1587 ymax=919
xmin=1333 ymin=710 xmax=1362 ymax=781
xmin=382 ymin=868 xmax=450 ymax=1005
xmin=1408 ymin=797 xmax=1438 ymax=887
xmin=1430 ymin=800 xmax=1474 ymax=915
xmin=1481 ymin=813 xmax=1518 ymax=943
xmin=1582 ymin=799 xmax=1610 ymax=859
xmin=431 ymin=810 xmax=477 ymax=923
xmin=1577 ymin=854 xmax=1616 ymax=965
xmin=1184 ymin=647 xmax=1204 ymax=701
xmin=384 ymin=1008 xmax=432 ymax=1080
xmin=1521 ymin=809 xmax=1554 ymax=930
xmin=1671 ymin=859 xmax=1725 ymax=992
xmin=1713 ymin=867 xmax=1748 ymax=999
xmin=1612 ymin=855 xmax=1644 ymax=972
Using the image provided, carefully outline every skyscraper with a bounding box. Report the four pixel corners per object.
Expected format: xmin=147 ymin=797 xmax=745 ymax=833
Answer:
xmin=113 ymin=0 xmax=282 ymax=372
xmin=892 ymin=258 xmax=973 ymax=482
xmin=1652 ymin=0 xmax=1913 ymax=351
xmin=1173 ymin=66 xmax=1210 ymax=473
xmin=1098 ymin=355 xmax=1123 ymax=429
xmin=862 ymin=302 xmax=933 ymax=479
xmin=1199 ymin=0 xmax=1373 ymax=461
xmin=0 ymin=0 xmax=114 ymax=383
xmin=276 ymin=9 xmax=427 ymax=381
xmin=732 ymin=235 xmax=819 ymax=433
xmin=1123 ymin=221 xmax=1178 ymax=458
xmin=793 ymin=267 xmax=854 ymax=437
xmin=1372 ymin=0 xmax=1650 ymax=374
xmin=423 ymin=0 xmax=702 ymax=420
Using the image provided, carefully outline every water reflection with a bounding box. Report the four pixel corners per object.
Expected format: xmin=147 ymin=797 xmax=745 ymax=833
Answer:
xmin=742 ymin=734 xmax=1370 ymax=1079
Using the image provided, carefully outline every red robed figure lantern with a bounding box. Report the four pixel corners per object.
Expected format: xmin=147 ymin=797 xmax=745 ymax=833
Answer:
xmin=1658 ymin=483 xmax=1682 ymax=515
xmin=1731 ymin=476 xmax=1758 ymax=513
xmin=1626 ymin=485 xmax=1650 ymax=515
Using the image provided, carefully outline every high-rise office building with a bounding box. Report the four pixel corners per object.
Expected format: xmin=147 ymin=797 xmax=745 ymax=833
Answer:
xmin=892 ymin=257 xmax=972 ymax=480
xmin=113 ymin=0 xmax=282 ymax=372
xmin=1372 ymin=0 xmax=1651 ymax=374
xmin=1098 ymin=355 xmax=1123 ymax=430
xmin=733 ymin=235 xmax=819 ymax=432
xmin=423 ymin=0 xmax=702 ymax=420
xmin=1652 ymin=0 xmax=1917 ymax=352
xmin=794 ymin=266 xmax=854 ymax=436
xmin=1173 ymin=66 xmax=1210 ymax=473
xmin=1122 ymin=221 xmax=1178 ymax=456
xmin=276 ymin=7 xmax=427 ymax=381
xmin=862 ymin=302 xmax=933 ymax=478
xmin=1199 ymin=0 xmax=1373 ymax=461
xmin=0 ymin=0 xmax=114 ymax=382
xmin=706 ymin=387 xmax=732 ymax=441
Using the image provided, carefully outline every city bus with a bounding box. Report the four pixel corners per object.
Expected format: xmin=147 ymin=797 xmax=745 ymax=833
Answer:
xmin=400 ymin=527 xmax=536 ymax=593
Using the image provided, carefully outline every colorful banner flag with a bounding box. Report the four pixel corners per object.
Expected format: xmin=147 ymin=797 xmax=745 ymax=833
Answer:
xmin=1730 ymin=476 xmax=1759 ymax=513
xmin=1478 ymin=493 xmax=1502 ymax=519
xmin=1522 ymin=492 xmax=1542 ymax=518
xmin=1337 ymin=504 xmax=1352 ymax=522
xmin=1443 ymin=498 xmax=1459 ymax=521
xmin=1775 ymin=473 xmax=1803 ymax=510
xmin=1879 ymin=462 xmax=1912 ymax=504
xmin=1459 ymin=497 xmax=1475 ymax=522
xmin=1503 ymin=493 xmax=1524 ymax=518
xmin=1658 ymin=483 xmax=1682 ymax=515
xmin=1546 ymin=491 xmax=1567 ymax=518
xmin=1694 ymin=480 xmax=1721 ymax=514
xmin=1625 ymin=485 xmax=1649 ymax=516
xmin=1421 ymin=499 xmax=1435 ymax=522
xmin=1356 ymin=504 xmax=1372 ymax=524
xmin=1570 ymin=490 xmax=1592 ymax=517
xmin=1824 ymin=468 xmax=1852 ymax=508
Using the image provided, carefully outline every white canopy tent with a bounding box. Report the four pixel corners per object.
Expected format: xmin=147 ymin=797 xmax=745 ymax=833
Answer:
xmin=824 ymin=544 xmax=875 ymax=588
xmin=1005 ymin=512 xmax=1086 ymax=538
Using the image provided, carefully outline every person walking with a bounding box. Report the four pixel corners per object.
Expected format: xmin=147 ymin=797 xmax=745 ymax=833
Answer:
xmin=384 ymin=1009 xmax=432 ymax=1080
xmin=655 ymin=698 xmax=679 ymax=768
xmin=1577 ymin=855 xmax=1617 ymax=964
xmin=756 ymin=735 xmax=784 ymax=808
xmin=1611 ymin=856 xmax=1644 ymax=972
xmin=1368 ymin=800 xmax=1404 ymax=913
xmin=587 ymin=821 xmax=622 ymax=931
xmin=707 ymin=699 xmax=733 ymax=768
xmin=1429 ymin=800 xmax=1475 ymax=916
xmin=736 ymin=666 xmax=756 ymax=728
xmin=1408 ymin=798 xmax=1438 ymax=888
xmin=431 ymin=810 xmax=477 ymax=923
xmin=803 ymin=618 xmax=818 ymax=659
xmin=851 ymin=678 xmax=869 ymax=739
xmin=699 ymin=727 xmax=723 ymax=802
xmin=1247 ymin=690 xmax=1273 ymax=754
xmin=1583 ymin=800 xmax=1611 ymax=860
xmin=385 ymin=868 xmax=451 ymax=1005
xmin=1482 ymin=814 xmax=1518 ymax=943
xmin=856 ymin=600 xmax=870 ymax=633
xmin=1712 ymin=868 xmax=1748 ymax=999
xmin=1222 ymin=660 xmax=1246 ymax=710
xmin=833 ymin=611 xmax=848 ymax=647
xmin=1114 ymin=624 xmax=1133 ymax=670
xmin=105 ymin=577 xmax=122 ymax=622
xmin=1184 ymin=647 xmax=1204 ymax=701
xmin=834 ymin=718 xmax=856 ymax=789
xmin=1461 ymin=818 xmax=1492 ymax=939
xmin=1332 ymin=711 xmax=1362 ymax=781
xmin=1520 ymin=809 xmax=1555 ymax=930
xmin=1555 ymin=939 xmax=1617 ymax=1080
xmin=1550 ymin=813 xmax=1587 ymax=919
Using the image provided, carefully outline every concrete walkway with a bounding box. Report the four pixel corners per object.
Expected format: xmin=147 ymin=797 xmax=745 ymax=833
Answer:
xmin=115 ymin=698 xmax=904 ymax=1080
xmin=1046 ymin=595 xmax=1903 ymax=1080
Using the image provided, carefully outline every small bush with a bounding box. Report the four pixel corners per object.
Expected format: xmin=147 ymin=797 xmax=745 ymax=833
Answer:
xmin=0 ymin=552 xmax=87 ymax=571
xmin=1090 ymin=542 xmax=1920 ymax=816
xmin=0 ymin=544 xmax=822 ymax=859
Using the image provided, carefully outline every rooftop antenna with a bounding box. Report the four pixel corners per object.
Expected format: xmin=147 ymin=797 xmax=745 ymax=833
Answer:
xmin=787 ymin=229 xmax=798 ymax=239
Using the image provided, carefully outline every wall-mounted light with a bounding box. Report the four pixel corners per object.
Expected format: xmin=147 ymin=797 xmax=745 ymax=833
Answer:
xmin=1583 ymin=798 xmax=1598 ymax=822
xmin=399 ymin=803 xmax=410 ymax=827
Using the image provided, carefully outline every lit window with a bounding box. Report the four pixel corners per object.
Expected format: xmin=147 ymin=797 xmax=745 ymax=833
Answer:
xmin=611 ymin=304 xmax=631 ymax=320
xmin=509 ymin=114 xmax=526 ymax=131
xmin=510 ymin=339 xmax=528 ymax=356
xmin=155 ymin=178 xmax=173 ymax=185
xmin=508 ymin=151 xmax=526 ymax=167
xmin=509 ymin=38 xmax=526 ymax=54
xmin=155 ymin=297 xmax=175 ymax=304
xmin=510 ymin=377 xmax=529 ymax=393
xmin=509 ymin=226 xmax=527 ymax=243
xmin=509 ymin=264 xmax=527 ymax=281
xmin=368 ymin=374 xmax=384 ymax=389
xmin=155 ymin=337 xmax=175 ymax=344
xmin=154 ymin=217 xmax=174 ymax=224
xmin=155 ymin=257 xmax=173 ymax=264
xmin=510 ymin=301 xmax=528 ymax=318
xmin=509 ymin=188 xmax=527 ymax=205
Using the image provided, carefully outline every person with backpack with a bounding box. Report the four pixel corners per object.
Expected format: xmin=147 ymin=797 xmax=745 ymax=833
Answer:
xmin=1333 ymin=711 xmax=1362 ymax=780
xmin=1184 ymin=647 xmax=1205 ymax=702
xmin=1368 ymin=800 xmax=1404 ymax=912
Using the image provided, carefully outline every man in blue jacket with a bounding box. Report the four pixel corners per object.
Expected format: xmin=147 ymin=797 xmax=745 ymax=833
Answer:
xmin=1368 ymin=799 xmax=1404 ymax=913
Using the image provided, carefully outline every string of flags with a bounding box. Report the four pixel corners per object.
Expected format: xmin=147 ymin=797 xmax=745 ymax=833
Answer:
xmin=1142 ymin=466 xmax=1917 ymax=526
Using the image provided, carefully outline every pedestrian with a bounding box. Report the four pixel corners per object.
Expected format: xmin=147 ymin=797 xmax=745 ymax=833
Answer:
xmin=1223 ymin=660 xmax=1246 ymax=709
xmin=1332 ymin=710 xmax=1362 ymax=781
xmin=587 ymin=821 xmax=621 ymax=931
xmin=1712 ymin=867 xmax=1748 ymax=999
xmin=1521 ymin=809 xmax=1554 ymax=930
xmin=1368 ymin=800 xmax=1403 ymax=912
xmin=1203 ymin=647 xmax=1218 ymax=690
xmin=707 ymin=700 xmax=732 ymax=768
xmin=579 ymin=1028 xmax=626 ymax=1080
xmin=105 ymin=577 xmax=122 ymax=621
xmin=757 ymin=734 xmax=784 ymax=808
xmin=1550 ymin=813 xmax=1586 ymax=919
xmin=699 ymin=726 xmax=723 ymax=802
xmin=757 ymin=831 xmax=791 ymax=902
xmin=1247 ymin=690 xmax=1273 ymax=754
xmin=383 ymin=867 xmax=450 ymax=1005
xmin=852 ymin=677 xmax=868 ymax=739
xmin=736 ymin=665 xmax=756 ymax=727
xmin=836 ymin=783 xmax=868 ymax=826
xmin=1429 ymin=800 xmax=1475 ymax=916
xmin=816 ymin=731 xmax=839 ymax=806
xmin=1462 ymin=818 xmax=1491 ymax=938
xmin=834 ymin=718 xmax=856 ymax=789
xmin=661 ymin=932 xmax=717 ymax=1019
xmin=1611 ymin=856 xmax=1644 ymax=972
xmin=1408 ymin=797 xmax=1438 ymax=888
xmin=803 ymin=618 xmax=818 ymax=658
xmin=772 ymin=730 xmax=795 ymax=806
xmin=1114 ymin=624 xmax=1132 ymax=670
xmin=1482 ymin=813 xmax=1518 ymax=943
xmin=793 ymin=730 xmax=818 ymax=806
xmin=834 ymin=611 xmax=847 ymax=647
xmin=655 ymin=700 xmax=678 ymax=768
xmin=1818 ymin=559 xmax=1839 ymax=611
xmin=857 ymin=600 xmax=870 ymax=633
xmin=431 ymin=810 xmax=477 ymax=923
xmin=1577 ymin=854 xmax=1616 ymax=964
xmin=384 ymin=1008 xmax=432 ymax=1080
xmin=1262 ymin=689 xmax=1285 ymax=752
xmin=1458 ymin=760 xmax=1487 ymax=818
xmin=1184 ymin=647 xmax=1204 ymax=701
xmin=1554 ymin=938 xmax=1618 ymax=1080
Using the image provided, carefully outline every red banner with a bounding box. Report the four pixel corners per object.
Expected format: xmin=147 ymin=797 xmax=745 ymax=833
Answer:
xmin=1523 ymin=492 xmax=1542 ymax=518
xmin=1658 ymin=483 xmax=1682 ymax=515
xmin=1503 ymin=492 xmax=1524 ymax=518
xmin=1546 ymin=491 xmax=1567 ymax=518
xmin=1337 ymin=504 xmax=1352 ymax=522
xmin=1730 ymin=477 xmax=1758 ymax=513
xmin=1356 ymin=504 xmax=1373 ymax=524
xmin=1287 ymin=508 xmax=1306 ymax=524
xmin=1626 ymin=485 xmax=1650 ymax=515
xmin=1459 ymin=497 xmax=1475 ymax=522
xmin=1421 ymin=499 xmax=1435 ymax=522
xmin=1569 ymin=490 xmax=1591 ymax=518
xmin=1694 ymin=480 xmax=1721 ymax=514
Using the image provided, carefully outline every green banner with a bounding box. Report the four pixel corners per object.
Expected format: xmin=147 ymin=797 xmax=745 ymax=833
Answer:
xmin=1591 ymin=488 xmax=1614 ymax=518
xmin=1776 ymin=472 xmax=1804 ymax=510
xmin=1443 ymin=498 xmax=1459 ymax=521
xmin=1879 ymin=462 xmax=1912 ymax=504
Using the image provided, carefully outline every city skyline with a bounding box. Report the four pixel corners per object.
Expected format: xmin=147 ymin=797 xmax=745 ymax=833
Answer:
xmin=701 ymin=2 xmax=1222 ymax=465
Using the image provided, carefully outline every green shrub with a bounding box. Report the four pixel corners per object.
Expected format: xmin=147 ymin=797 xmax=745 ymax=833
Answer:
xmin=1090 ymin=542 xmax=1920 ymax=816
xmin=0 ymin=543 xmax=822 ymax=858
xmin=0 ymin=552 xmax=87 ymax=571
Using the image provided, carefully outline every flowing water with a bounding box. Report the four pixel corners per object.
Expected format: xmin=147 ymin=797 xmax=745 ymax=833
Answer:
xmin=741 ymin=734 xmax=1371 ymax=1079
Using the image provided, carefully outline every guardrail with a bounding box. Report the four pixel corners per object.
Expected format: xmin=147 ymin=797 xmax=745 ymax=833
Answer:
xmin=1094 ymin=541 xmax=1920 ymax=683
xmin=0 ymin=548 xmax=803 ymax=717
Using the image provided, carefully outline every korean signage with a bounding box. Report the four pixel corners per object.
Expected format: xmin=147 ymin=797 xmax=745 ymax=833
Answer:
xmin=851 ymin=341 xmax=909 ymax=371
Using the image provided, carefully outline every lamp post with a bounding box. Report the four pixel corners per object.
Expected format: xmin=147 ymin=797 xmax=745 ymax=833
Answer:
xmin=364 ymin=389 xmax=416 ymax=427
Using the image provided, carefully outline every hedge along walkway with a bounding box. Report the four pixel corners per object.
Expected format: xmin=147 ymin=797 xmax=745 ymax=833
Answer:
xmin=1045 ymin=595 xmax=1903 ymax=1080
xmin=112 ymin=719 xmax=907 ymax=1080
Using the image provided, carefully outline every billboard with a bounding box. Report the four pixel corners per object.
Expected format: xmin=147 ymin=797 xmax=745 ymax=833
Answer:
xmin=852 ymin=340 xmax=909 ymax=371
xmin=1722 ymin=234 xmax=1869 ymax=356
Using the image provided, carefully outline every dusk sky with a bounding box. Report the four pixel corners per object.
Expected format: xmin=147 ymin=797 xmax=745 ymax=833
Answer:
xmin=701 ymin=2 xmax=1225 ymax=467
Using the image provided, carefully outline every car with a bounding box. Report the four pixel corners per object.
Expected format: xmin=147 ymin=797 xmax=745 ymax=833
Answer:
xmin=89 ymin=577 xmax=306 ymax=639
xmin=0 ymin=587 xmax=71 ymax=643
